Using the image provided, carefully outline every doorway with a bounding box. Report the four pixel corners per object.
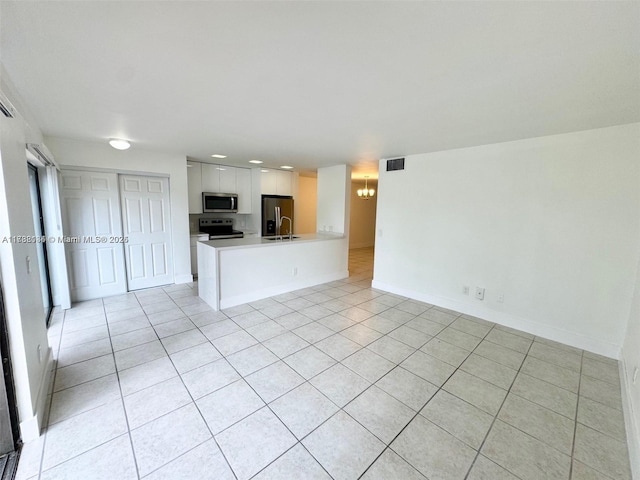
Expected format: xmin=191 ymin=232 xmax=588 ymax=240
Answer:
xmin=348 ymin=177 xmax=377 ymax=281
xmin=28 ymin=165 xmax=53 ymax=326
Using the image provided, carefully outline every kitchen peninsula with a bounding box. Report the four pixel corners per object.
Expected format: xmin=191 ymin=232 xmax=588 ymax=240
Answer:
xmin=197 ymin=234 xmax=349 ymax=310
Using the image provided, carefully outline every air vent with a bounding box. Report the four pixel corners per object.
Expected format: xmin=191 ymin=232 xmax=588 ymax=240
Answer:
xmin=386 ymin=158 xmax=405 ymax=171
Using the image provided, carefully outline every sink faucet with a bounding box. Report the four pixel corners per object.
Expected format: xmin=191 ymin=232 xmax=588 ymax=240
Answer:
xmin=275 ymin=207 xmax=293 ymax=240
xmin=280 ymin=216 xmax=292 ymax=240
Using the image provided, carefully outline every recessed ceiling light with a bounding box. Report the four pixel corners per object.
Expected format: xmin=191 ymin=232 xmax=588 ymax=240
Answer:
xmin=249 ymin=160 xmax=263 ymax=164
xmin=211 ymin=154 xmax=227 ymax=158
xmin=261 ymin=169 xmax=269 ymax=173
xmin=108 ymin=138 xmax=130 ymax=150
xmin=280 ymin=165 xmax=293 ymax=169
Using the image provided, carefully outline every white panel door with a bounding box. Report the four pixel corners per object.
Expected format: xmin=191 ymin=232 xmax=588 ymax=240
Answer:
xmin=120 ymin=175 xmax=174 ymax=290
xmin=60 ymin=171 xmax=127 ymax=301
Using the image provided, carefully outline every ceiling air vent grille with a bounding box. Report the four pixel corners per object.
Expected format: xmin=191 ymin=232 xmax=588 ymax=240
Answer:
xmin=386 ymin=158 xmax=405 ymax=172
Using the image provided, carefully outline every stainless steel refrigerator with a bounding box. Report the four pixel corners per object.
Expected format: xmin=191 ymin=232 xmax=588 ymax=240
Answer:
xmin=262 ymin=195 xmax=294 ymax=236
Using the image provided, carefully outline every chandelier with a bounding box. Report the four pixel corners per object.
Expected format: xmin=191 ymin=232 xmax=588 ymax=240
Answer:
xmin=357 ymin=176 xmax=375 ymax=200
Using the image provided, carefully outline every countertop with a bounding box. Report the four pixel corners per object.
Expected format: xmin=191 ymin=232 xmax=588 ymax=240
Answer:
xmin=199 ymin=232 xmax=345 ymax=251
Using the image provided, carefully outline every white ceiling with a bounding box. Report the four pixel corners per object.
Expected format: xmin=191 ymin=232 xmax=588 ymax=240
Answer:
xmin=1 ymin=1 xmax=638 ymax=178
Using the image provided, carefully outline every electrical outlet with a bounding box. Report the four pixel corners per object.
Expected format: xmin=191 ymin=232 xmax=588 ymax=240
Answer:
xmin=463 ymin=286 xmax=470 ymax=295
xmin=475 ymin=287 xmax=485 ymax=300
xmin=497 ymin=293 xmax=504 ymax=303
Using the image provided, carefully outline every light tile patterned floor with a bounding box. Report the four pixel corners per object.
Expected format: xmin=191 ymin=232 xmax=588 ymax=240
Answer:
xmin=17 ymin=247 xmax=631 ymax=479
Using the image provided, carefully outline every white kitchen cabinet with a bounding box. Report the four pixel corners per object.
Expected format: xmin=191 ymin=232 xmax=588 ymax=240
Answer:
xmin=236 ymin=168 xmax=252 ymax=214
xmin=219 ymin=166 xmax=236 ymax=193
xmin=261 ymin=169 xmax=292 ymax=195
xmin=187 ymin=161 xmax=203 ymax=214
xmin=260 ymin=169 xmax=277 ymax=194
xmin=190 ymin=233 xmax=209 ymax=276
xmin=190 ymin=162 xmax=251 ymax=213
xmin=201 ymin=163 xmax=220 ymax=192
xmin=276 ymin=170 xmax=292 ymax=196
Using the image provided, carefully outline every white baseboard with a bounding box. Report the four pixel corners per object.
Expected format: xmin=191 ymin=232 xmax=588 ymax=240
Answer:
xmin=20 ymin=347 xmax=54 ymax=442
xmin=174 ymin=274 xmax=194 ymax=284
xmin=371 ymin=280 xmax=620 ymax=359
xmin=620 ymin=355 xmax=640 ymax=480
xmin=220 ymin=270 xmax=349 ymax=310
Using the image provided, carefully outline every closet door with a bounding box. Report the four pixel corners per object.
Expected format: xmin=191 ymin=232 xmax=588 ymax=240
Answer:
xmin=60 ymin=171 xmax=127 ymax=301
xmin=120 ymin=175 xmax=174 ymax=290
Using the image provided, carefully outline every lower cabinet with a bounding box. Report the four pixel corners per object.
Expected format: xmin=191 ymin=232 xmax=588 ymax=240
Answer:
xmin=190 ymin=234 xmax=209 ymax=276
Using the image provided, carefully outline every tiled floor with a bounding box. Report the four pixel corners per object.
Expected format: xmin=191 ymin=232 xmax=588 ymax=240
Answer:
xmin=17 ymin=247 xmax=632 ymax=479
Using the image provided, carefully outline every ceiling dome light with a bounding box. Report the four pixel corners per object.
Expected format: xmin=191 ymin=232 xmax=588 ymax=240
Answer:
xmin=108 ymin=138 xmax=131 ymax=150
xmin=211 ymin=154 xmax=227 ymax=158
xmin=249 ymin=160 xmax=263 ymax=164
xmin=280 ymin=165 xmax=293 ymax=169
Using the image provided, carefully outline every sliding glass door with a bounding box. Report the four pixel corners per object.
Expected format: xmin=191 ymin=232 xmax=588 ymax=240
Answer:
xmin=28 ymin=164 xmax=53 ymax=326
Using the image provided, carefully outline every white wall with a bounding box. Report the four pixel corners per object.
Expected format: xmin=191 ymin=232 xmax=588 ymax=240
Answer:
xmin=295 ymin=175 xmax=317 ymax=234
xmin=45 ymin=137 xmax=192 ymax=284
xmin=622 ymin=259 xmax=640 ymax=478
xmin=0 ymin=74 xmax=52 ymax=441
xmin=316 ymin=164 xmax=351 ymax=235
xmin=349 ymin=180 xmax=377 ymax=249
xmin=373 ymin=123 xmax=640 ymax=358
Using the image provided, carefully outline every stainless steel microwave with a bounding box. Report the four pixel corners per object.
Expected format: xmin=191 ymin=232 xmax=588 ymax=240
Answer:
xmin=202 ymin=192 xmax=238 ymax=213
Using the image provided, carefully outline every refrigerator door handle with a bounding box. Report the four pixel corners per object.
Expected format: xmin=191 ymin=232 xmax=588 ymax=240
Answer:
xmin=275 ymin=206 xmax=281 ymax=237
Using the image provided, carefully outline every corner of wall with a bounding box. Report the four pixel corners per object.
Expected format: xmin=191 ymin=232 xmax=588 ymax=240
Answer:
xmin=619 ymin=355 xmax=640 ymax=479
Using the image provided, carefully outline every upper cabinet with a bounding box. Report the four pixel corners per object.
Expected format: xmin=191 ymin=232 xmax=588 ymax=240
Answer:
xmin=276 ymin=170 xmax=292 ymax=196
xmin=261 ymin=169 xmax=292 ymax=196
xmin=201 ymin=163 xmax=220 ymax=193
xmin=219 ymin=167 xmax=236 ymax=193
xmin=187 ymin=161 xmax=203 ymax=214
xmin=260 ymin=169 xmax=277 ymax=194
xmin=235 ymin=168 xmax=251 ymax=214
xmin=189 ymin=162 xmax=252 ymax=214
